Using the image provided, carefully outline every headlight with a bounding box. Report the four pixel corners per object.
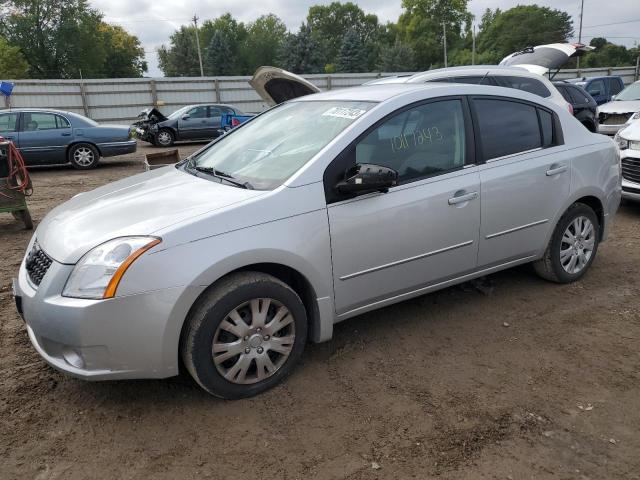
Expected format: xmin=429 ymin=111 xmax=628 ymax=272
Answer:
xmin=631 ymin=140 xmax=640 ymax=151
xmin=614 ymin=133 xmax=629 ymax=150
xmin=630 ymin=112 xmax=640 ymax=122
xmin=63 ymin=237 xmax=161 ymax=299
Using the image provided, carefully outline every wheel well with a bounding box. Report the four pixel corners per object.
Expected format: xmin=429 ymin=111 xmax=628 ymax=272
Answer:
xmin=581 ymin=119 xmax=596 ymax=132
xmin=575 ymin=196 xmax=604 ymax=240
xmin=66 ymin=141 xmax=101 ymax=159
xmin=187 ymin=263 xmax=321 ymax=343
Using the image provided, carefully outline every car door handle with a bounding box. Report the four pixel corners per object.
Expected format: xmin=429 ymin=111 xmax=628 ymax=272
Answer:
xmin=61 ymin=133 xmax=71 ymax=136
xmin=546 ymin=164 xmax=568 ymax=176
xmin=448 ymin=191 xmax=478 ymax=205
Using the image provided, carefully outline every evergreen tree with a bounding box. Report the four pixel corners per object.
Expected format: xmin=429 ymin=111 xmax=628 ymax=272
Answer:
xmin=336 ymin=28 xmax=368 ymax=73
xmin=378 ymin=39 xmax=416 ymax=72
xmin=205 ymin=30 xmax=235 ymax=76
xmin=278 ymin=23 xmax=325 ymax=74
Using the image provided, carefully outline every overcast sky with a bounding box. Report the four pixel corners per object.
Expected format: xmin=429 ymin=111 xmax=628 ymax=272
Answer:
xmin=90 ymin=0 xmax=640 ymax=77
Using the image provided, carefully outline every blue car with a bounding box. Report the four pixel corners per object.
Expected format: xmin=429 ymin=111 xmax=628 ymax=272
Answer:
xmin=0 ymin=108 xmax=136 ymax=169
xmin=566 ymin=76 xmax=625 ymax=105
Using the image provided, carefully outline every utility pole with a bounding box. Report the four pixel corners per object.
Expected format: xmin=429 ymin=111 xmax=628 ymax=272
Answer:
xmin=443 ymin=22 xmax=448 ymax=68
xmin=577 ymin=0 xmax=585 ymax=69
xmin=193 ymin=14 xmax=204 ymax=77
xmin=472 ymin=24 xmax=476 ymax=66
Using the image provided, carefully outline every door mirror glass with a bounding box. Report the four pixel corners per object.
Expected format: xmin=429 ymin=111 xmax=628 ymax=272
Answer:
xmin=336 ymin=163 xmax=398 ymax=195
xmin=181 ymin=114 xmax=190 ymax=120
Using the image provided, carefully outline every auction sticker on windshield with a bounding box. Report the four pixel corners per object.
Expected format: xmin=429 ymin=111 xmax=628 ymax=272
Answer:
xmin=322 ymin=107 xmax=367 ymax=120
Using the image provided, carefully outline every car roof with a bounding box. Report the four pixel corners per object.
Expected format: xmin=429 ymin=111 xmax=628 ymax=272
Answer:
xmin=0 ymin=107 xmax=76 ymax=115
xmin=294 ymin=82 xmax=553 ymax=106
xmin=373 ymin=65 xmax=538 ymax=85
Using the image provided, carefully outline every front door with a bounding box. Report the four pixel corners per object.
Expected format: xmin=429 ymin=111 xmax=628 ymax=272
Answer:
xmin=326 ymin=98 xmax=481 ymax=316
xmin=470 ymin=97 xmax=570 ymax=267
xmin=17 ymin=112 xmax=73 ymax=164
xmin=178 ymin=105 xmax=210 ymax=139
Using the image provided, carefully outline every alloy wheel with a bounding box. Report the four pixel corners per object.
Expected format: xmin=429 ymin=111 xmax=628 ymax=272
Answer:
xmin=157 ymin=131 xmax=172 ymax=146
xmin=560 ymin=215 xmax=596 ymax=274
xmin=73 ymin=147 xmax=95 ymax=166
xmin=212 ymin=298 xmax=295 ymax=385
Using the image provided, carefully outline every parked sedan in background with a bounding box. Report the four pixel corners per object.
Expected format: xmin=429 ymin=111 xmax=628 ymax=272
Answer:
xmin=566 ymin=76 xmax=624 ymax=105
xmin=133 ymin=104 xmax=244 ymax=147
xmin=15 ymin=81 xmax=620 ymax=399
xmin=615 ymin=119 xmax=640 ymax=201
xmin=0 ymin=109 xmax=135 ymax=169
xmin=554 ymin=81 xmax=598 ymax=132
xmin=598 ymin=80 xmax=640 ymax=135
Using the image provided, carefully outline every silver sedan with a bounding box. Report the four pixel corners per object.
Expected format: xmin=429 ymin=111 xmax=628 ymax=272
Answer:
xmin=14 ymin=82 xmax=621 ymax=398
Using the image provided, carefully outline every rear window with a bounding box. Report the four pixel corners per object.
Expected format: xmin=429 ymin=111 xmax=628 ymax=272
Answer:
xmin=556 ymin=85 xmax=573 ymax=103
xmin=474 ymin=98 xmax=555 ymax=160
xmin=495 ymin=76 xmax=551 ymax=98
xmin=568 ymin=86 xmax=590 ymax=105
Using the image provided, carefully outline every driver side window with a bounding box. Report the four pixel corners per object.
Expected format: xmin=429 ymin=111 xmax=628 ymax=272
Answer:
xmin=187 ymin=106 xmax=207 ymax=119
xmin=355 ymin=99 xmax=467 ymax=184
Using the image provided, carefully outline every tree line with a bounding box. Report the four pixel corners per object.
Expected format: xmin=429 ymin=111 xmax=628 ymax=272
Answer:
xmin=0 ymin=0 xmax=638 ymax=80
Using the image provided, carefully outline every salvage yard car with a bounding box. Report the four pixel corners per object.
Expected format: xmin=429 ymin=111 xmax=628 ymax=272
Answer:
xmin=598 ymin=80 xmax=640 ymax=135
xmin=0 ymin=108 xmax=135 ymax=169
xmin=133 ymin=104 xmax=245 ymax=147
xmin=615 ymin=119 xmax=640 ymax=201
xmin=14 ymin=82 xmax=621 ymax=399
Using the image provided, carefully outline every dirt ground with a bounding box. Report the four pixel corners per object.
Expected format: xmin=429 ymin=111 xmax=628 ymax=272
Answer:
xmin=1 ymin=141 xmax=639 ymax=480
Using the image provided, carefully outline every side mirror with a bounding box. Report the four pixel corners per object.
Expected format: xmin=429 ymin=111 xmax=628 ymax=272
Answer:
xmin=336 ymin=163 xmax=398 ymax=195
xmin=611 ymin=95 xmax=617 ymax=101
xmin=181 ymin=114 xmax=190 ymax=120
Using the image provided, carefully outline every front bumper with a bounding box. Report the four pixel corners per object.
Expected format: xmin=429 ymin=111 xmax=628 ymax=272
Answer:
xmin=621 ymin=147 xmax=640 ymax=201
xmin=598 ymin=123 xmax=628 ymax=136
xmin=14 ymin=249 xmax=204 ymax=380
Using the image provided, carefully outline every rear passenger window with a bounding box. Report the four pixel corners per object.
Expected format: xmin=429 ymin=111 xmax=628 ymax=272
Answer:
xmin=495 ymin=76 xmax=551 ymax=98
xmin=474 ymin=99 xmax=541 ymax=160
xmin=538 ymin=110 xmax=554 ymax=147
xmin=355 ymin=99 xmax=467 ymax=183
xmin=587 ymin=80 xmax=605 ymax=96
xmin=609 ymin=78 xmax=623 ymax=95
xmin=557 ymin=86 xmax=572 ymax=103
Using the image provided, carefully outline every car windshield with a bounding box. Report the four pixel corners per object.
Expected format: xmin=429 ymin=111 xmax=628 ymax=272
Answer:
xmin=187 ymin=100 xmax=375 ymax=190
xmin=616 ymin=83 xmax=640 ymax=101
xmin=167 ymin=106 xmax=191 ymax=119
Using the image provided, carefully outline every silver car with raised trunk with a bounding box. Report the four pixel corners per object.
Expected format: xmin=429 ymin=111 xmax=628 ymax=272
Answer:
xmin=14 ymin=79 xmax=621 ymax=398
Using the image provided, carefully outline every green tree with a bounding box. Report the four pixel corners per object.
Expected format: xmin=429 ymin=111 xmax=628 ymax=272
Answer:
xmin=278 ymin=23 xmax=325 ymax=74
xmin=336 ymin=28 xmax=368 ymax=72
xmin=100 ymin=24 xmax=147 ymax=77
xmin=476 ymin=5 xmax=573 ymax=64
xmin=158 ymin=26 xmax=201 ymax=77
xmin=580 ymin=37 xmax=634 ymax=67
xmin=241 ymin=14 xmax=287 ymax=73
xmin=0 ymin=36 xmax=29 ymax=78
xmin=378 ymin=39 xmax=416 ymax=72
xmin=396 ymin=0 xmax=473 ymax=69
xmin=205 ymin=30 xmax=234 ymax=76
xmin=1 ymin=0 xmax=146 ymax=78
xmin=307 ymin=2 xmax=381 ymax=67
xmin=201 ymin=14 xmax=247 ymax=74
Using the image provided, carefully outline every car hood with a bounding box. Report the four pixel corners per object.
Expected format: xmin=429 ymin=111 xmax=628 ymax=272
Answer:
xmin=598 ymin=100 xmax=640 ymax=114
xmin=500 ymin=43 xmax=594 ymax=75
xmin=619 ymin=119 xmax=640 ymax=140
xmin=136 ymin=107 xmax=168 ymax=123
xmin=249 ymin=66 xmax=321 ymax=106
xmin=36 ymin=166 xmax=265 ymax=264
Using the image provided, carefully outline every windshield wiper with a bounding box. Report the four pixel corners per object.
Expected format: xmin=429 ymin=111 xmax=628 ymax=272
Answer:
xmin=193 ymin=166 xmax=254 ymax=189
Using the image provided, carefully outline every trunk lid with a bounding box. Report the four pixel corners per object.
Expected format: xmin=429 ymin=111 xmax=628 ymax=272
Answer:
xmin=249 ymin=66 xmax=321 ymax=106
xmin=500 ymin=43 xmax=595 ymax=76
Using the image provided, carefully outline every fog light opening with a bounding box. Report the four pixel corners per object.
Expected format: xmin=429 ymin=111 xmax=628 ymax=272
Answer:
xmin=62 ymin=347 xmax=85 ymax=369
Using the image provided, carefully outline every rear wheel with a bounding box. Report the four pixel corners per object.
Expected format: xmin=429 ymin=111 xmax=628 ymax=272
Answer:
xmin=534 ymin=203 xmax=599 ymax=283
xmin=181 ymin=272 xmax=307 ymax=399
xmin=68 ymin=143 xmax=99 ymax=169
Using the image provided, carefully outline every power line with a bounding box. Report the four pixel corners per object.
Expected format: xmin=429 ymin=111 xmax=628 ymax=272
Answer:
xmin=581 ymin=18 xmax=640 ymax=29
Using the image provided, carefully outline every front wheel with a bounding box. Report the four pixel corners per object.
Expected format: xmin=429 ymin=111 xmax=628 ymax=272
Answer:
xmin=68 ymin=143 xmax=100 ymax=169
xmin=534 ymin=203 xmax=600 ymax=283
xmin=155 ymin=129 xmax=174 ymax=147
xmin=180 ymin=272 xmax=307 ymax=399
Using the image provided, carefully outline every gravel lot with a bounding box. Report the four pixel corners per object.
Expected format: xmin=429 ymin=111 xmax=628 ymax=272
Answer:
xmin=1 ymin=141 xmax=639 ymax=479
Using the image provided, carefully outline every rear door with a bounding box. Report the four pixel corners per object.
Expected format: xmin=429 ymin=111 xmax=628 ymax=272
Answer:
xmin=17 ymin=112 xmax=72 ymax=164
xmin=326 ymin=97 xmax=481 ymax=316
xmin=471 ymin=97 xmax=571 ymax=267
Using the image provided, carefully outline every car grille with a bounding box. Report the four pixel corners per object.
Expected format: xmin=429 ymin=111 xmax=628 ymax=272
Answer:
xmin=621 ymin=157 xmax=640 ymax=184
xmin=599 ymin=112 xmax=632 ymax=125
xmin=25 ymin=242 xmax=53 ymax=287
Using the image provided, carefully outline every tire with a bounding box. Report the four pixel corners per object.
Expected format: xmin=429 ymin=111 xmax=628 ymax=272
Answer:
xmin=155 ymin=129 xmax=175 ymax=147
xmin=180 ymin=272 xmax=307 ymax=399
xmin=68 ymin=143 xmax=100 ymax=169
xmin=533 ymin=203 xmax=600 ymax=283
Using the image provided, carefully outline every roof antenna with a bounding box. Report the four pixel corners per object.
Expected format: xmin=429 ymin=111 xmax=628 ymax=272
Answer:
xmin=479 ymin=71 xmax=490 ymax=85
